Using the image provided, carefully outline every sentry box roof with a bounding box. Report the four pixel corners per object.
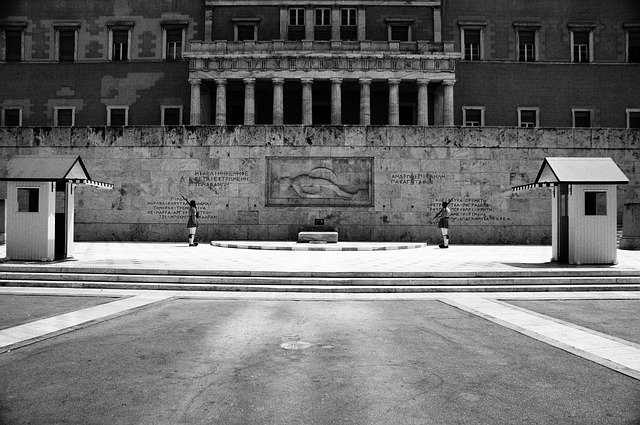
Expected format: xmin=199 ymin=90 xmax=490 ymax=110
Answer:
xmin=0 ymin=155 xmax=113 ymax=189
xmin=512 ymin=157 xmax=629 ymax=192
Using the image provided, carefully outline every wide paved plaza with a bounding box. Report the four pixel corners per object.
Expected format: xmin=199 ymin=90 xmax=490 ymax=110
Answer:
xmin=1 ymin=242 xmax=639 ymax=424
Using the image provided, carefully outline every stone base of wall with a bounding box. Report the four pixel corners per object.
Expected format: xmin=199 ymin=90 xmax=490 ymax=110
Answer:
xmin=3 ymin=125 xmax=638 ymax=244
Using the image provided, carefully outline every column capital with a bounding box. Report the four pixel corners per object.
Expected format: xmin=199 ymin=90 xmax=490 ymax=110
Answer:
xmin=189 ymin=78 xmax=202 ymax=86
xmin=272 ymin=77 xmax=285 ymax=85
xmin=330 ymin=77 xmax=343 ymax=84
xmin=388 ymin=78 xmax=401 ymax=85
xmin=359 ymin=78 xmax=372 ymax=85
xmin=417 ymin=78 xmax=431 ymax=86
xmin=214 ymin=78 xmax=227 ymax=85
xmin=243 ymin=77 xmax=256 ymax=84
xmin=301 ymin=78 xmax=314 ymax=85
xmin=442 ymin=79 xmax=456 ymax=86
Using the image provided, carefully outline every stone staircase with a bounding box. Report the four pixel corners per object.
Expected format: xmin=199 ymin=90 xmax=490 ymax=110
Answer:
xmin=1 ymin=266 xmax=639 ymax=293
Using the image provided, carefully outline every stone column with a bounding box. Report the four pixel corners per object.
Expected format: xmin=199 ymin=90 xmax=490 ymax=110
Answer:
xmin=279 ymin=7 xmax=288 ymax=40
xmin=388 ymin=78 xmax=400 ymax=126
xmin=417 ymin=79 xmax=430 ymax=126
xmin=443 ymin=79 xmax=456 ymax=126
xmin=331 ymin=8 xmax=340 ymax=40
xmin=243 ymin=78 xmax=256 ymax=125
xmin=205 ymin=6 xmax=213 ymax=41
xmin=301 ymin=78 xmax=313 ymax=125
xmin=359 ymin=78 xmax=371 ymax=125
xmin=330 ymin=77 xmax=342 ymax=125
xmin=214 ymin=78 xmax=226 ymax=125
xmin=357 ymin=7 xmax=366 ymax=41
xmin=189 ymin=78 xmax=202 ymax=125
xmin=433 ymin=7 xmax=442 ymax=43
xmin=305 ymin=8 xmax=314 ymax=40
xmin=272 ymin=78 xmax=284 ymax=125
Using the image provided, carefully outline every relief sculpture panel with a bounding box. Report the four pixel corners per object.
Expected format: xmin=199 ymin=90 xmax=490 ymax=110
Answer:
xmin=266 ymin=157 xmax=373 ymax=207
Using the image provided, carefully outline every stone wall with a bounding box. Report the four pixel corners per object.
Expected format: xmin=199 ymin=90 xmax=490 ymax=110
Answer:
xmin=1 ymin=126 xmax=638 ymax=244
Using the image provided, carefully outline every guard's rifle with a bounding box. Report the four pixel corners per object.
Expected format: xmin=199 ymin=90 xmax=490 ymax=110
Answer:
xmin=431 ymin=197 xmax=455 ymax=222
xmin=181 ymin=194 xmax=190 ymax=205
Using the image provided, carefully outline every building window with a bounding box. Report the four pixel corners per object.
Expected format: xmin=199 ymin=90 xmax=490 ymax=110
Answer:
xmin=628 ymin=29 xmax=640 ymax=63
xmin=110 ymin=29 xmax=130 ymax=61
xmin=54 ymin=107 xmax=75 ymax=126
xmin=4 ymin=29 xmax=23 ymax=62
xmin=17 ymin=188 xmax=39 ymax=213
xmin=572 ymin=109 xmax=591 ymax=128
xmin=462 ymin=28 xmax=481 ymax=60
xmin=288 ymin=8 xmax=305 ymax=41
xmin=107 ymin=106 xmax=128 ymax=126
xmin=585 ymin=192 xmax=607 ymax=216
xmin=1 ymin=108 xmax=22 ymax=126
xmin=340 ymin=8 xmax=357 ymax=41
xmin=463 ymin=107 xmax=484 ymax=126
xmin=518 ymin=29 xmax=536 ymax=62
xmin=627 ymin=109 xmax=640 ymax=128
xmin=165 ymin=28 xmax=183 ymax=60
xmin=386 ymin=19 xmax=413 ymax=42
xmin=161 ymin=106 xmax=182 ymax=126
xmin=237 ymin=24 xmax=256 ymax=41
xmin=314 ymin=8 xmax=331 ymax=41
xmin=57 ymin=28 xmax=77 ymax=62
xmin=518 ymin=107 xmax=539 ymax=128
xmin=572 ymin=30 xmax=591 ymax=63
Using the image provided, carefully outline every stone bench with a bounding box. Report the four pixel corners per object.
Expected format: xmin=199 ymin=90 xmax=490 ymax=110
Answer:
xmin=297 ymin=231 xmax=338 ymax=244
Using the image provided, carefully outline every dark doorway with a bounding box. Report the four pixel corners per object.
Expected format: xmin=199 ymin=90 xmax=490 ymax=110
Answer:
xmin=54 ymin=182 xmax=67 ymax=260
xmin=283 ymin=80 xmax=302 ymax=124
xmin=399 ymin=81 xmax=418 ymax=125
xmin=370 ymin=81 xmax=389 ymax=125
xmin=312 ymin=80 xmax=331 ymax=124
xmin=255 ymin=80 xmax=273 ymax=124
xmin=341 ymin=80 xmax=360 ymax=124
xmin=226 ymin=80 xmax=245 ymax=125
xmin=558 ymin=184 xmax=569 ymax=263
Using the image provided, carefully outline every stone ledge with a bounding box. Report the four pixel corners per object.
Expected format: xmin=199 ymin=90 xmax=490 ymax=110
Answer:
xmin=298 ymin=231 xmax=339 ymax=244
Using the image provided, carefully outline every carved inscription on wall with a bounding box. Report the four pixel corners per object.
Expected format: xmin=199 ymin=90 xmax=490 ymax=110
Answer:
xmin=390 ymin=172 xmax=445 ymax=185
xmin=145 ymin=198 xmax=216 ymax=222
xmin=266 ymin=157 xmax=373 ymax=207
xmin=188 ymin=171 xmax=249 ymax=191
xmin=430 ymin=197 xmax=510 ymax=222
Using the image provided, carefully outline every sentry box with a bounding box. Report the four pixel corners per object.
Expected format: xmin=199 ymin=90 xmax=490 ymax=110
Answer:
xmin=0 ymin=156 xmax=112 ymax=261
xmin=513 ymin=157 xmax=629 ymax=265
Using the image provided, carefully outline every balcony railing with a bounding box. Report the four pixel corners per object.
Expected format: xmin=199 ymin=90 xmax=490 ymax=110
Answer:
xmin=186 ymin=40 xmax=456 ymax=56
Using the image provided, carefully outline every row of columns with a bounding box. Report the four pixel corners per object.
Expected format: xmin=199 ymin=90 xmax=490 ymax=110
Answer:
xmin=190 ymin=78 xmax=455 ymax=126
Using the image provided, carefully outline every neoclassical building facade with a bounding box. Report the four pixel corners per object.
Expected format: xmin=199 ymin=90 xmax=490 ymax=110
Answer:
xmin=186 ymin=1 xmax=459 ymax=127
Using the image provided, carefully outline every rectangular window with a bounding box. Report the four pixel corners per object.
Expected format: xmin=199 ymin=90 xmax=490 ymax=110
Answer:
xmin=585 ymin=191 xmax=607 ymax=216
xmin=161 ymin=106 xmax=182 ymax=126
xmin=627 ymin=109 xmax=640 ymax=129
xmin=463 ymin=107 xmax=484 ymax=126
xmin=107 ymin=107 xmax=128 ymax=126
xmin=314 ymin=9 xmax=331 ymax=41
xmin=628 ymin=30 xmax=640 ymax=63
xmin=17 ymin=188 xmax=39 ymax=212
xmin=54 ymin=107 xmax=75 ymax=126
xmin=340 ymin=8 xmax=357 ymax=41
xmin=165 ymin=28 xmax=182 ymax=60
xmin=390 ymin=25 xmax=410 ymax=42
xmin=518 ymin=108 xmax=538 ymax=128
xmin=58 ymin=29 xmax=76 ymax=62
xmin=237 ymin=25 xmax=256 ymax=41
xmin=315 ymin=9 xmax=330 ymax=26
xmin=572 ymin=31 xmax=590 ymax=63
xmin=518 ymin=30 xmax=535 ymax=62
xmin=464 ymin=29 xmax=481 ymax=60
xmin=288 ymin=8 xmax=305 ymax=41
xmin=573 ymin=110 xmax=591 ymax=128
xmin=2 ymin=108 xmax=21 ymax=126
xmin=112 ymin=29 xmax=129 ymax=61
xmin=4 ymin=29 xmax=22 ymax=62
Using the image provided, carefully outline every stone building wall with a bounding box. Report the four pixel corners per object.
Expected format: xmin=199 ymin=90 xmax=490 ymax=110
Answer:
xmin=1 ymin=126 xmax=638 ymax=244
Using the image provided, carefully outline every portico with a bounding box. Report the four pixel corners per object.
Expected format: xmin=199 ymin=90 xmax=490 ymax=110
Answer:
xmin=185 ymin=43 xmax=458 ymax=126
